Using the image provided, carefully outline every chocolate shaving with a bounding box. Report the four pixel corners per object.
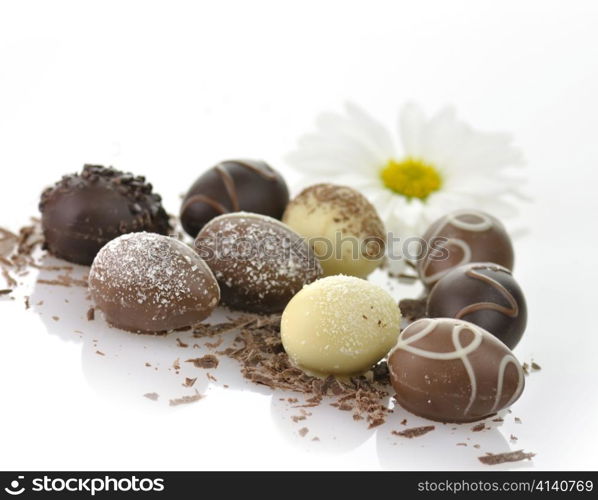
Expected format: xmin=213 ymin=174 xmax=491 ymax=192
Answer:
xmin=169 ymin=391 xmax=203 ymax=406
xmin=216 ymin=313 xmax=393 ymax=427
xmin=392 ymin=425 xmax=435 ymax=438
xmin=398 ymin=297 xmax=427 ymax=321
xmin=298 ymin=427 xmax=309 ymax=437
xmin=205 ymin=337 xmax=224 ymax=349
xmin=0 ymin=289 xmax=12 ymax=296
xmin=531 ymin=361 xmax=541 ymax=371
xmin=471 ymin=422 xmax=486 ymax=432
xmin=192 ymin=316 xmax=259 ymax=338
xmin=478 ymin=450 xmax=535 ymax=465
xmin=186 ymin=355 xmax=219 ymax=369
xmin=144 ymin=392 xmax=159 ymax=401
xmin=176 ymin=338 xmax=188 ymax=348
xmin=87 ymin=307 xmax=95 ymax=321
xmin=37 ymin=274 xmax=88 ymax=288
xmin=183 ymin=377 xmax=197 ymax=387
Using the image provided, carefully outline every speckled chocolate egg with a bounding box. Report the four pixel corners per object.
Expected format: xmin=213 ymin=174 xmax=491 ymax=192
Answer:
xmin=195 ymin=213 xmax=322 ymax=314
xmin=282 ymin=184 xmax=386 ymax=278
xmin=281 ymin=275 xmax=401 ymax=376
xmin=89 ymin=232 xmax=220 ymax=333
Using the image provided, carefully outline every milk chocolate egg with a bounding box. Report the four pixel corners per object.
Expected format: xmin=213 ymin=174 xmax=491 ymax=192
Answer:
xmin=40 ymin=164 xmax=171 ymax=266
xmin=282 ymin=184 xmax=386 ymax=278
xmin=89 ymin=232 xmax=220 ymax=333
xmin=180 ymin=159 xmax=289 ymax=237
xmin=281 ymin=275 xmax=401 ymax=376
xmin=195 ymin=213 xmax=322 ymax=314
xmin=427 ymin=263 xmax=527 ymax=349
xmin=388 ymin=318 xmax=525 ymax=422
xmin=417 ymin=210 xmax=514 ymax=289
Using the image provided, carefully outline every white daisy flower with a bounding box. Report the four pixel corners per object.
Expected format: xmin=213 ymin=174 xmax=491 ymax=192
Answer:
xmin=286 ymin=102 xmax=526 ymax=244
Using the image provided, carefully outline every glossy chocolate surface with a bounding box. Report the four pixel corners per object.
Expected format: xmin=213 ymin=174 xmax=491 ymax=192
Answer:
xmin=427 ymin=263 xmax=527 ymax=349
xmin=417 ymin=210 xmax=514 ymax=289
xmin=180 ymin=159 xmax=289 ymax=237
xmin=388 ymin=318 xmax=525 ymax=422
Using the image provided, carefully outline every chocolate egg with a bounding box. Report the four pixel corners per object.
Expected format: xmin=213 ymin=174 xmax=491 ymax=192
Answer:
xmin=281 ymin=275 xmax=401 ymax=376
xmin=427 ymin=263 xmax=527 ymax=349
xmin=282 ymin=184 xmax=386 ymax=278
xmin=180 ymin=159 xmax=289 ymax=237
xmin=39 ymin=164 xmax=171 ymax=266
xmin=89 ymin=232 xmax=220 ymax=333
xmin=417 ymin=210 xmax=514 ymax=289
xmin=195 ymin=213 xmax=322 ymax=314
xmin=388 ymin=318 xmax=525 ymax=422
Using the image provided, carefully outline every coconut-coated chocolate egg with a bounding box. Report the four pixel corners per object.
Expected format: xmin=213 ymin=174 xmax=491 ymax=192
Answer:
xmin=195 ymin=213 xmax=321 ymax=314
xmin=89 ymin=232 xmax=220 ymax=333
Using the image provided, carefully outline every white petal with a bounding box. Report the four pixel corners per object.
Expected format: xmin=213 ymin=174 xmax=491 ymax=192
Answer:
xmin=399 ymin=102 xmax=427 ymax=157
xmin=344 ymin=102 xmax=396 ymax=159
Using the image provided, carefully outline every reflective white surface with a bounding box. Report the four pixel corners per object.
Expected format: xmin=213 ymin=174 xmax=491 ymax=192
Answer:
xmin=1 ymin=0 xmax=597 ymax=471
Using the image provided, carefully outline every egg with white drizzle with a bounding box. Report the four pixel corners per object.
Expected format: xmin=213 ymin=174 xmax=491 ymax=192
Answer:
xmin=388 ymin=318 xmax=525 ymax=423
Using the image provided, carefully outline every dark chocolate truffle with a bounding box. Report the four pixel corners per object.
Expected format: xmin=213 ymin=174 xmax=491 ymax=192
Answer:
xmin=417 ymin=209 xmax=514 ymax=289
xmin=388 ymin=318 xmax=525 ymax=423
xmin=427 ymin=263 xmax=527 ymax=349
xmin=89 ymin=232 xmax=220 ymax=333
xmin=180 ymin=159 xmax=289 ymax=237
xmin=195 ymin=212 xmax=322 ymax=314
xmin=40 ymin=164 xmax=171 ymax=266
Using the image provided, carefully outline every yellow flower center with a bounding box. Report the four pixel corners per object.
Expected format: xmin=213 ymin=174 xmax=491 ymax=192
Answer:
xmin=380 ymin=157 xmax=442 ymax=201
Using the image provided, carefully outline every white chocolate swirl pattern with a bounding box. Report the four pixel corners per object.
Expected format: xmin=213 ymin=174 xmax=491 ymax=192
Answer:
xmin=388 ymin=318 xmax=524 ymax=420
xmin=420 ymin=210 xmax=494 ymax=286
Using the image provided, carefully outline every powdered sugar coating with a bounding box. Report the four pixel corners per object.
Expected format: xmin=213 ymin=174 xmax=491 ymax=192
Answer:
xmin=89 ymin=232 xmax=220 ymax=333
xmin=281 ymin=275 xmax=401 ymax=376
xmin=196 ymin=212 xmax=322 ymax=314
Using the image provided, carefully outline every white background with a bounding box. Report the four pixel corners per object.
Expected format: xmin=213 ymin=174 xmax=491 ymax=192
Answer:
xmin=1 ymin=0 xmax=597 ymax=471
